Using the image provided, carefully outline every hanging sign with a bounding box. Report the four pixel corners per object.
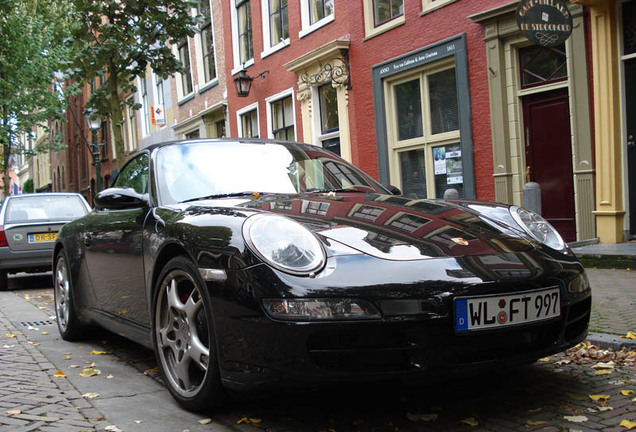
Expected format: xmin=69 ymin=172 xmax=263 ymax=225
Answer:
xmin=151 ymin=105 xmax=166 ymax=126
xmin=516 ymin=0 xmax=573 ymax=47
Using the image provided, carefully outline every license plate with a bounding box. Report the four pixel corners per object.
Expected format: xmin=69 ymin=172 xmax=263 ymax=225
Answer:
xmin=28 ymin=232 xmax=57 ymax=243
xmin=455 ymin=287 xmax=560 ymax=332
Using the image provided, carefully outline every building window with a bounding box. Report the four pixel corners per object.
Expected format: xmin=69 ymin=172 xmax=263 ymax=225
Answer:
xmin=239 ymin=107 xmax=259 ymax=138
xmin=302 ymin=200 xmax=329 ymax=216
xmin=198 ymin=0 xmax=216 ymax=83
xmin=387 ymin=213 xmax=430 ymax=233
xmin=300 ymin=0 xmax=334 ymax=36
xmin=178 ymin=39 xmax=193 ymax=96
xmin=310 ymin=0 xmax=333 ymax=25
xmin=185 ymin=130 xmax=200 ymax=139
xmin=374 ymin=0 xmax=403 ymax=27
xmin=519 ymin=44 xmax=567 ymax=89
xmin=124 ymin=97 xmax=138 ymax=153
xmin=350 ymin=204 xmax=385 ymax=222
xmin=268 ymin=0 xmax=289 ymax=47
xmin=237 ymin=0 xmax=253 ymax=64
xmin=100 ymin=121 xmax=109 ymax=159
xmin=270 ymin=95 xmax=294 ymax=140
xmin=139 ymin=76 xmax=150 ymax=136
xmin=387 ymin=64 xmax=462 ymax=199
xmin=155 ymin=73 xmax=165 ymax=107
xmin=317 ymin=84 xmax=340 ymax=155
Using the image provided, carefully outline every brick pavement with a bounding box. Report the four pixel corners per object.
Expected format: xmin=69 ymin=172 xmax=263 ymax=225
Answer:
xmin=0 ymin=308 xmax=108 ymax=431
xmin=586 ymin=268 xmax=636 ymax=338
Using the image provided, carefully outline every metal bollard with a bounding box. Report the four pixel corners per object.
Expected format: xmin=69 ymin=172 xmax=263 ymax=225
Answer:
xmin=523 ymin=182 xmax=542 ymax=215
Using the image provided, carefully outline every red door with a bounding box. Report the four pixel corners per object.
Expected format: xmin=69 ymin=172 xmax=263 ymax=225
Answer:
xmin=523 ymin=89 xmax=576 ymax=243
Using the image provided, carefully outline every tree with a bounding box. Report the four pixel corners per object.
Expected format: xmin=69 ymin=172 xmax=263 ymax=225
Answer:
xmin=68 ymin=0 xmax=201 ymax=169
xmin=0 ymin=0 xmax=75 ymax=197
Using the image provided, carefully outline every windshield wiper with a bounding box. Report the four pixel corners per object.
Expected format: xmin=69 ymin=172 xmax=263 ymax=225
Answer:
xmin=182 ymin=191 xmax=265 ymax=203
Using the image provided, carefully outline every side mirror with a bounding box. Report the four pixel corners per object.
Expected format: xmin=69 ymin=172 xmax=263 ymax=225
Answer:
xmin=94 ymin=187 xmax=149 ymax=210
xmin=383 ymin=184 xmax=402 ymax=195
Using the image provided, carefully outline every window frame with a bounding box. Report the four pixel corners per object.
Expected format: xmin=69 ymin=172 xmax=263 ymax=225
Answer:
xmin=237 ymin=103 xmax=260 ymax=138
xmin=232 ymin=0 xmax=254 ymax=71
xmin=266 ymin=89 xmax=296 ymax=141
xmin=300 ymin=0 xmax=335 ymax=38
xmin=176 ymin=38 xmax=194 ymax=99
xmin=196 ymin=0 xmax=218 ymax=87
xmin=261 ymin=0 xmax=290 ymax=57
xmin=421 ymin=0 xmax=459 ymax=15
xmin=363 ymin=0 xmax=405 ymax=40
xmin=138 ymin=76 xmax=151 ymax=137
xmin=124 ymin=96 xmax=138 ymax=154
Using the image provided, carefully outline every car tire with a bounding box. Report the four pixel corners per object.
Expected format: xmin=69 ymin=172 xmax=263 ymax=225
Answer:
xmin=54 ymin=251 xmax=86 ymax=341
xmin=152 ymin=256 xmax=227 ymax=412
xmin=0 ymin=271 xmax=8 ymax=291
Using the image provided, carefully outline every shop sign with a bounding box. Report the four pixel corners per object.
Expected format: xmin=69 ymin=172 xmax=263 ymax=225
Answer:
xmin=516 ymin=0 xmax=573 ymax=47
xmin=151 ymin=105 xmax=166 ymax=126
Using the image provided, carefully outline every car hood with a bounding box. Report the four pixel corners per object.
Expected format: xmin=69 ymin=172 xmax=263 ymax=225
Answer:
xmin=191 ymin=192 xmax=534 ymax=261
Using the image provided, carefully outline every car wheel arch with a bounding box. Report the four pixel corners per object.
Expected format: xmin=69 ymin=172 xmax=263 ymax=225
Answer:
xmin=150 ymin=242 xmax=196 ymax=300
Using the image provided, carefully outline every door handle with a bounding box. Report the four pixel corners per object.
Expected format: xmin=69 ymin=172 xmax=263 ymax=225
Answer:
xmin=83 ymin=233 xmax=93 ymax=247
xmin=628 ymin=135 xmax=635 ymax=149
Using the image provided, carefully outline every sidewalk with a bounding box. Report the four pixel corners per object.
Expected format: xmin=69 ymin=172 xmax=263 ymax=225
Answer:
xmin=571 ymin=240 xmax=636 ymax=349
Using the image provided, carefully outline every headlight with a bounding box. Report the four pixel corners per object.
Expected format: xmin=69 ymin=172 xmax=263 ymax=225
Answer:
xmin=510 ymin=206 xmax=566 ymax=251
xmin=262 ymin=298 xmax=381 ymax=321
xmin=243 ymin=214 xmax=326 ymax=275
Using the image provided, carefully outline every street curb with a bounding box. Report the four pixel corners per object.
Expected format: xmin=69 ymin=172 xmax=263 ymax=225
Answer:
xmin=586 ymin=332 xmax=636 ymax=350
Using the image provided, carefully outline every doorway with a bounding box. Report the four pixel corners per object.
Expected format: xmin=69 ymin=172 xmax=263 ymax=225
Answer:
xmin=522 ymin=89 xmax=576 ymax=243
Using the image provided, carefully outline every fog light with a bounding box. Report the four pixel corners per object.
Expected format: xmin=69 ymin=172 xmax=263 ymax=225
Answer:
xmin=262 ymin=298 xmax=381 ymax=321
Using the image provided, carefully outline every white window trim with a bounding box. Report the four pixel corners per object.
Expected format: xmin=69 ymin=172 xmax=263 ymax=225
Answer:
xmin=151 ymin=72 xmax=167 ymax=130
xmin=138 ymin=76 xmax=151 ymax=138
xmin=173 ymin=41 xmax=195 ymax=101
xmin=260 ymin=0 xmax=290 ymax=59
xmin=299 ymin=11 xmax=335 ymax=39
xmin=124 ymin=96 xmax=137 ymax=153
xmin=265 ymin=88 xmax=296 ymax=140
xmin=236 ymin=102 xmax=259 ymax=138
xmin=230 ymin=0 xmax=255 ymax=74
xmin=194 ymin=1 xmax=219 ymax=88
xmin=362 ymin=0 xmax=405 ymax=41
xmin=421 ymin=0 xmax=459 ymax=16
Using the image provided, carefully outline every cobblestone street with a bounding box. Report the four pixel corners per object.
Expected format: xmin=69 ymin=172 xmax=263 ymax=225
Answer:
xmin=0 ymin=271 xmax=634 ymax=432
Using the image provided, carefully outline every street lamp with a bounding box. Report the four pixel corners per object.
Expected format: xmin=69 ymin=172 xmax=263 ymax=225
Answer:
xmin=85 ymin=109 xmax=104 ymax=193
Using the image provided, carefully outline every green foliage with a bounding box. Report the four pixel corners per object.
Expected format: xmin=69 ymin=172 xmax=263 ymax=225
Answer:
xmin=68 ymin=0 xmax=201 ymax=168
xmin=22 ymin=178 xmax=33 ymax=193
xmin=0 ymin=0 xmax=76 ymax=194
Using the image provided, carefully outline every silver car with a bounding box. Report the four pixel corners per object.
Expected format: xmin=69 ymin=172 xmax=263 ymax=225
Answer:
xmin=0 ymin=193 xmax=91 ymax=290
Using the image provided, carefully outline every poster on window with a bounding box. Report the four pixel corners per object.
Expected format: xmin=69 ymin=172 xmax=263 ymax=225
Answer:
xmin=151 ymin=104 xmax=166 ymax=126
xmin=434 ymin=147 xmax=446 ymax=174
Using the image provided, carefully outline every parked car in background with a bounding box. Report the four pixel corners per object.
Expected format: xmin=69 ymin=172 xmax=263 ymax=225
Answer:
xmin=53 ymin=139 xmax=591 ymax=412
xmin=0 ymin=193 xmax=91 ymax=290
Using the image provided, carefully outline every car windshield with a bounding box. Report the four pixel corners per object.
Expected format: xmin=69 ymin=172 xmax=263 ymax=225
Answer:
xmin=156 ymin=141 xmax=386 ymax=204
xmin=5 ymin=195 xmax=88 ymax=223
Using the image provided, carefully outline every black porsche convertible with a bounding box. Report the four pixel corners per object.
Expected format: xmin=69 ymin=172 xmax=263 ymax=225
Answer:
xmin=53 ymin=138 xmax=591 ymax=411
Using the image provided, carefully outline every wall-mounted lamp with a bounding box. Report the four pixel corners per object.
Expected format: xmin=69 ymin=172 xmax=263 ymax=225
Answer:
xmin=233 ymin=67 xmax=269 ymax=97
xmin=84 ymin=108 xmax=104 ymax=193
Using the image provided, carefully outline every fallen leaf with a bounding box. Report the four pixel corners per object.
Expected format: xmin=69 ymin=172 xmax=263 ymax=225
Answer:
xmin=106 ymin=374 xmax=114 ymax=379
xmin=144 ymin=367 xmax=159 ymax=375
xmin=589 ymin=394 xmax=611 ymax=402
xmin=527 ymin=408 xmax=542 ymax=414
xmin=620 ymin=331 xmax=636 ymax=340
xmin=89 ymin=350 xmax=109 ymax=355
xmin=621 ymin=390 xmax=635 ymax=396
xmin=598 ymin=406 xmax=614 ymax=412
xmin=407 ymin=412 xmax=438 ymax=422
xmin=564 ymin=415 xmax=588 ymax=423
xmin=236 ymin=417 xmax=249 ymax=424
xmin=527 ymin=420 xmax=548 ymax=426
xmin=198 ymin=419 xmax=212 ymax=425
xmin=539 ymin=357 xmax=551 ymax=362
xmin=250 ymin=418 xmax=262 ymax=424
xmin=38 ymin=306 xmax=46 ymax=310
xmin=568 ymin=394 xmax=587 ymax=401
xmin=5 ymin=333 xmax=16 ymax=338
xmin=104 ymin=426 xmax=122 ymax=432
xmin=593 ymin=361 xmax=615 ymax=369
xmin=69 ymin=364 xmax=80 ymax=368
xmin=595 ymin=370 xmax=613 ymax=375
xmin=82 ymin=393 xmax=100 ymax=399
xmin=620 ymin=419 xmax=636 ymax=430
xmin=41 ymin=331 xmax=49 ymax=335
xmin=459 ymin=417 xmax=478 ymax=427
xmin=53 ymin=370 xmax=66 ymax=378
xmin=64 ymin=356 xmax=72 ymax=360
xmin=6 ymin=409 xmax=21 ymax=415
xmin=134 ymin=420 xmax=143 ymax=424
xmin=79 ymin=368 xmax=101 ymax=377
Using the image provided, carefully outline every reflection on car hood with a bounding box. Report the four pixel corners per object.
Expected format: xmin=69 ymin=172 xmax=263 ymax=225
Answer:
xmin=217 ymin=192 xmax=533 ymax=261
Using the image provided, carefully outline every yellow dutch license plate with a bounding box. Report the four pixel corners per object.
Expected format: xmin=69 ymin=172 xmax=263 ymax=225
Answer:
xmin=28 ymin=232 xmax=58 ymax=243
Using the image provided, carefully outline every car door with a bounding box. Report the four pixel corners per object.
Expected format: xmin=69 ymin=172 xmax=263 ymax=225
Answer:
xmin=83 ymin=153 xmax=152 ymax=327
